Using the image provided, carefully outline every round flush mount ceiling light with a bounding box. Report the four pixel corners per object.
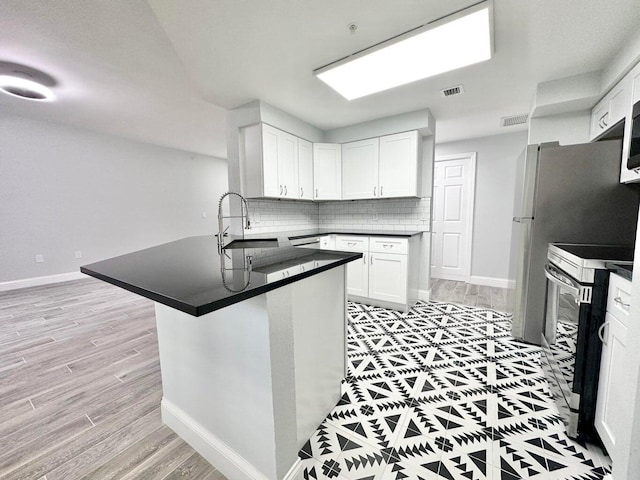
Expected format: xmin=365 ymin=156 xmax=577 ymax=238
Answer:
xmin=0 ymin=75 xmax=54 ymax=101
xmin=0 ymin=61 xmax=57 ymax=101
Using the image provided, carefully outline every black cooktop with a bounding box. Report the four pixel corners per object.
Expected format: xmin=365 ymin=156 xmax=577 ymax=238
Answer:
xmin=553 ymin=243 xmax=635 ymax=262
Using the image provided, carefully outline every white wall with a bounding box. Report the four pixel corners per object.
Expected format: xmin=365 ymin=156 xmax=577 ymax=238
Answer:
xmin=528 ymin=111 xmax=591 ymax=146
xmin=435 ymin=130 xmax=528 ymax=283
xmin=0 ymin=113 xmax=228 ymax=284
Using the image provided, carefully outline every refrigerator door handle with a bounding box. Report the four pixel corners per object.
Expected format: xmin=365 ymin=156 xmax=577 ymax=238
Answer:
xmin=513 ymin=216 xmax=534 ymax=223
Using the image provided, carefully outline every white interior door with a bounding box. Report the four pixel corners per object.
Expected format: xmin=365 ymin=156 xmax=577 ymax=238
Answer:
xmin=431 ymin=153 xmax=475 ymax=281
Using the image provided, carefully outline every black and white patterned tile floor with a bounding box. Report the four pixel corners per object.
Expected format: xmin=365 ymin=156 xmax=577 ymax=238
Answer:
xmin=298 ymin=301 xmax=611 ymax=480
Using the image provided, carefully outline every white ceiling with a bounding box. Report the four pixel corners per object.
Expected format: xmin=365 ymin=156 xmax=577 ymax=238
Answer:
xmin=1 ymin=0 xmax=639 ymax=158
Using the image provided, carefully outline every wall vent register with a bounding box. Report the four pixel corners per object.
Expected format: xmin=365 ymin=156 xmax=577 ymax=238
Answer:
xmin=440 ymin=84 xmax=464 ymax=97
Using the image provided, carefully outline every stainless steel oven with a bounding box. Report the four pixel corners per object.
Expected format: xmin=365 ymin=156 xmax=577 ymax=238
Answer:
xmin=541 ymin=243 xmax=633 ymax=442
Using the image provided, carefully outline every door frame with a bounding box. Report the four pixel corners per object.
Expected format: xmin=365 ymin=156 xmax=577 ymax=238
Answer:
xmin=432 ymin=152 xmax=476 ymax=282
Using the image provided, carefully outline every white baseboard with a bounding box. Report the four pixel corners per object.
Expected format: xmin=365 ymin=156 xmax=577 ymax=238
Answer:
xmin=418 ymin=289 xmax=431 ymax=302
xmin=162 ymin=398 xmax=303 ymax=480
xmin=468 ymin=275 xmax=515 ymax=289
xmin=0 ymin=271 xmax=87 ymax=292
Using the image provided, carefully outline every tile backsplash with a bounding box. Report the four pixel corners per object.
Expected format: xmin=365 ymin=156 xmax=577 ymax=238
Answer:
xmin=244 ymin=197 xmax=431 ymax=235
xmin=244 ymin=199 xmax=319 ymax=234
xmin=319 ymin=198 xmax=431 ymax=232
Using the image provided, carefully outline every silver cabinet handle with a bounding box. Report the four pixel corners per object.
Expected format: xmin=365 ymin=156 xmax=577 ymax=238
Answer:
xmin=284 ymin=185 xmax=287 ymax=196
xmin=380 ymin=186 xmax=384 ymax=196
xmin=280 ymin=185 xmax=283 ymax=195
xmin=281 ymin=272 xmax=286 ymax=278
xmin=347 ymin=242 xmax=356 ymax=246
xmin=598 ymin=321 xmax=610 ymax=344
xmin=374 ymin=186 xmax=377 ymax=196
xmin=316 ymin=188 xmax=318 ymax=198
xmin=383 ymin=244 xmax=393 ymax=249
xmin=603 ymin=113 xmax=609 ymax=127
xmin=370 ymin=255 xmax=373 ymax=264
xmin=614 ymin=297 xmax=630 ymax=308
xmin=300 ymin=187 xmax=303 ymax=197
xmin=363 ymin=253 xmax=367 ymax=264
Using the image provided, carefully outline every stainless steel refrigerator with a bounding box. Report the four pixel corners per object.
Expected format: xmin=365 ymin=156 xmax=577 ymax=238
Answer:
xmin=507 ymin=140 xmax=639 ymax=345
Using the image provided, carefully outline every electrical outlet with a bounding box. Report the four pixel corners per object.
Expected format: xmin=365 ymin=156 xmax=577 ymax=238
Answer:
xmin=371 ymin=212 xmax=378 ymax=222
xmin=420 ymin=215 xmax=429 ymax=222
xmin=35 ymin=254 xmax=44 ymax=263
xmin=75 ymin=251 xmax=82 ymax=259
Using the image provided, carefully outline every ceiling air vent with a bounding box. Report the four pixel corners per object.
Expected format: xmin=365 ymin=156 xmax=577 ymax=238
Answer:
xmin=500 ymin=113 xmax=529 ymax=127
xmin=440 ymin=84 xmax=464 ymax=97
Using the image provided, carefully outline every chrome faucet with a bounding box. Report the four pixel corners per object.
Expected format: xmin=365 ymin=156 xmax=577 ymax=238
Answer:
xmin=217 ymin=191 xmax=251 ymax=251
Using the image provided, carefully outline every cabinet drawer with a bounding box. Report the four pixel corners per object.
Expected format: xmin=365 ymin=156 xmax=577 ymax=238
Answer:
xmin=607 ymin=272 xmax=631 ymax=325
xmin=369 ymin=237 xmax=408 ymax=255
xmin=335 ymin=236 xmax=369 ymax=252
xmin=267 ymin=265 xmax=302 ymax=282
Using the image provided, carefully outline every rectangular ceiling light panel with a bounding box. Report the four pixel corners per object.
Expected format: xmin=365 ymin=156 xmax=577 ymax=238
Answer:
xmin=315 ymin=3 xmax=492 ymax=100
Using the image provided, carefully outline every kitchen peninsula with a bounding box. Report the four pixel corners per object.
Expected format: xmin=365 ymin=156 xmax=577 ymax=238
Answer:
xmin=81 ymin=235 xmax=361 ymax=480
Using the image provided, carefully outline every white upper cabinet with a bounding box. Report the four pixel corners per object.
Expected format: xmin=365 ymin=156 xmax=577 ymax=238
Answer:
xmin=378 ymin=131 xmax=420 ymax=198
xmin=242 ymin=123 xmax=303 ymax=199
xmin=590 ymin=79 xmax=630 ymax=141
xmin=342 ymin=138 xmax=380 ymax=200
xmin=342 ymin=131 xmax=421 ymax=200
xmin=313 ymin=143 xmax=342 ymax=200
xmin=276 ymin=127 xmax=298 ymax=199
xmin=243 ymin=123 xmax=425 ymax=198
xmin=298 ymin=138 xmax=314 ymax=200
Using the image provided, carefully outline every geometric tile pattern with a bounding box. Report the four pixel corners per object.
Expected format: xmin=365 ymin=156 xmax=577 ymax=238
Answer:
xmin=299 ymin=301 xmax=611 ymax=480
xmin=549 ymin=318 xmax=579 ymax=391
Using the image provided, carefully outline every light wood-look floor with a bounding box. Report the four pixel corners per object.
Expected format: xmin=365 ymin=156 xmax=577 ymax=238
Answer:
xmin=0 ymin=278 xmax=226 ymax=480
xmin=430 ymin=278 xmax=511 ymax=313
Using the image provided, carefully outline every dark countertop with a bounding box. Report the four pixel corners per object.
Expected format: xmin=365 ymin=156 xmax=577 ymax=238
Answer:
xmin=81 ymin=236 xmax=361 ymax=317
xmin=606 ymin=262 xmax=633 ymax=282
xmin=245 ymin=228 xmax=424 ymax=241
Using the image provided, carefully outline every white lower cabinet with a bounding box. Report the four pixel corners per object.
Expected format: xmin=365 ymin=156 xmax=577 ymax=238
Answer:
xmin=595 ymin=272 xmax=631 ymax=462
xmin=335 ymin=236 xmax=370 ymax=297
xmin=265 ymin=265 xmax=301 ymax=282
xmin=369 ymin=252 xmax=408 ymax=303
xmin=319 ymin=235 xmax=336 ymax=250
xmin=332 ymin=235 xmax=419 ymax=312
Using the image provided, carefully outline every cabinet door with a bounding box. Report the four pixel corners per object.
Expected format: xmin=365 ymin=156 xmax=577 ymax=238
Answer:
xmin=590 ymin=101 xmax=607 ymax=141
xmin=368 ymin=252 xmax=408 ymax=303
xmin=342 ymin=138 xmax=379 ymax=199
xmin=347 ymin=253 xmax=369 ymax=297
xmin=277 ymin=130 xmax=298 ymax=199
xmin=595 ymin=311 xmax=628 ymax=461
xmin=379 ymin=131 xmax=419 ymax=198
xmin=262 ymin=124 xmax=281 ymax=197
xmin=319 ymin=235 xmax=335 ymax=250
xmin=298 ymin=139 xmax=314 ymax=200
xmin=609 ymin=79 xmax=630 ymax=126
xmin=313 ymin=143 xmax=342 ymax=200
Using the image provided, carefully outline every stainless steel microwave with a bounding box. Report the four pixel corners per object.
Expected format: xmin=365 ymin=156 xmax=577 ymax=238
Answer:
xmin=627 ymin=100 xmax=640 ymax=170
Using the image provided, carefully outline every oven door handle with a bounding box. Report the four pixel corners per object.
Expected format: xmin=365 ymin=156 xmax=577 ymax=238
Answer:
xmin=544 ymin=263 xmax=581 ymax=298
